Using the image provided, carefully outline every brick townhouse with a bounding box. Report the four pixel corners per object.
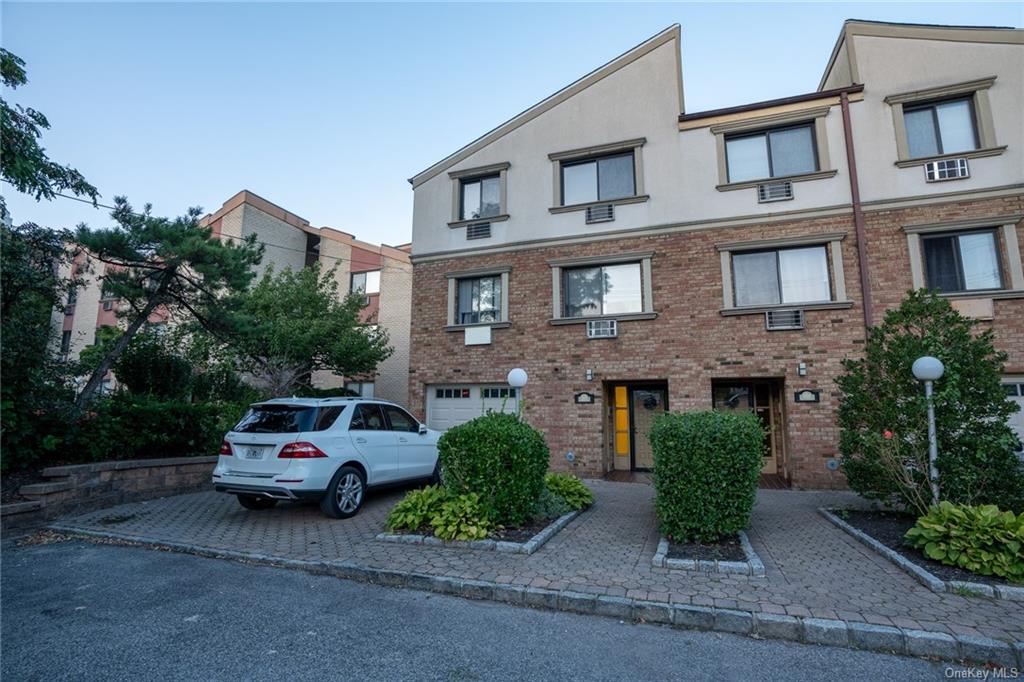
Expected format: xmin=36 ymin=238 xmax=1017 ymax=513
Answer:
xmin=59 ymin=190 xmax=413 ymax=404
xmin=406 ymin=20 xmax=1024 ymax=488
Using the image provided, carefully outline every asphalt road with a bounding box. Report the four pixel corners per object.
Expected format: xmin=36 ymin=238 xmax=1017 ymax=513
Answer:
xmin=2 ymin=538 xmax=951 ymax=681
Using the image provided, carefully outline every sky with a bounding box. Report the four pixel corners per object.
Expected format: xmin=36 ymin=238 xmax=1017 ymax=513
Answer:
xmin=3 ymin=2 xmax=1022 ymax=247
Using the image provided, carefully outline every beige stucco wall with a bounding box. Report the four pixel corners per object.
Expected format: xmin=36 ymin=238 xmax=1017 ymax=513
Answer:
xmin=849 ymin=35 xmax=1024 ymax=204
xmin=411 ymin=39 xmax=685 ymax=256
xmin=374 ymin=254 xmax=413 ymax=405
xmin=240 ymin=203 xmax=308 ymax=278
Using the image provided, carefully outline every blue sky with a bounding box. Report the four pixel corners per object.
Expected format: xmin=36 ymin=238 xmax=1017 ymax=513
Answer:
xmin=3 ymin=2 xmax=1021 ymax=246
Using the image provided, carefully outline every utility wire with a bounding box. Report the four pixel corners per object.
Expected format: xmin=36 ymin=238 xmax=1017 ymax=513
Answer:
xmin=9 ymin=186 xmax=410 ymax=272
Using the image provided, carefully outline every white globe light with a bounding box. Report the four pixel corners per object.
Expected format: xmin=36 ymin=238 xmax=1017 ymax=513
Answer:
xmin=507 ymin=368 xmax=528 ymax=388
xmin=912 ymin=356 xmax=945 ymax=382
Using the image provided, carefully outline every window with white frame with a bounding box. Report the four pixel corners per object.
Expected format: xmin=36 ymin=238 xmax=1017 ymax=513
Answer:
xmin=732 ymin=246 xmax=831 ymax=307
xmin=922 ymin=230 xmax=1002 ymax=293
xmin=903 ymin=98 xmax=979 ymax=159
xmin=460 ymin=175 xmax=501 ymax=221
xmin=457 ymin=275 xmax=501 ymax=325
xmin=345 ymin=381 xmax=375 ymax=398
xmin=560 ymin=152 xmax=636 ymax=206
xmin=563 ymin=263 xmax=643 ymax=318
xmin=351 ymin=270 xmax=381 ymax=295
xmin=725 ymin=123 xmax=818 ymax=183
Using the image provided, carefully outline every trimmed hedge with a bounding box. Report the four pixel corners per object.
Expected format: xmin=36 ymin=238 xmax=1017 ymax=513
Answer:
xmin=650 ymin=410 xmax=765 ymax=542
xmin=437 ymin=412 xmax=549 ymax=526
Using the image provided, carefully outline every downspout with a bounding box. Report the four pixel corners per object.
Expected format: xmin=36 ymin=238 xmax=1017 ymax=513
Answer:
xmin=840 ymin=89 xmax=874 ymax=330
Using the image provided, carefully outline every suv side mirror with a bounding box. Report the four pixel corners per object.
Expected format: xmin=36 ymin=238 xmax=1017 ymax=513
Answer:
xmin=418 ymin=423 xmax=428 ymax=435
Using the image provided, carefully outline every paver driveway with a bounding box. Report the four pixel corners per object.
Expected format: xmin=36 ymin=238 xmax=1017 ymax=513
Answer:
xmin=52 ymin=480 xmax=1023 ymax=642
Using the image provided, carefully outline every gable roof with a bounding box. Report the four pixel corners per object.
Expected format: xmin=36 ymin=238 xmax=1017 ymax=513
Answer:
xmin=819 ymin=19 xmax=1023 ymax=91
xmin=408 ymin=25 xmax=682 ymax=189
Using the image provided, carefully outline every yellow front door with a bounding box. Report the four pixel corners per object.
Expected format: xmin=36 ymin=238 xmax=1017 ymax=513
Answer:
xmin=610 ymin=384 xmax=667 ymax=471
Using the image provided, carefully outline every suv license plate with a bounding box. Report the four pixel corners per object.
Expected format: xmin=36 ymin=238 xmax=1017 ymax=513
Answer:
xmin=244 ymin=447 xmax=263 ymax=460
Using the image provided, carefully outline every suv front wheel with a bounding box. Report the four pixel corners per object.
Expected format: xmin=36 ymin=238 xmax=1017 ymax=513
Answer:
xmin=321 ymin=466 xmax=366 ymax=519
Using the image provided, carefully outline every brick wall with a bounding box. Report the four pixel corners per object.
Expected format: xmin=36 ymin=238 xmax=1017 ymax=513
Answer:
xmin=409 ymin=195 xmax=1023 ymax=489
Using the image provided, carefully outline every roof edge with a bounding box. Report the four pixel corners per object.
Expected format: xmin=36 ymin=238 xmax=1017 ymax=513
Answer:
xmin=679 ymin=84 xmax=864 ymax=123
xmin=408 ymin=24 xmax=682 ymax=189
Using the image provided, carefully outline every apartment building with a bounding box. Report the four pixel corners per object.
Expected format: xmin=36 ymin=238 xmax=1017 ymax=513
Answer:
xmin=407 ymin=20 xmax=1024 ymax=488
xmin=60 ymin=190 xmax=412 ymax=404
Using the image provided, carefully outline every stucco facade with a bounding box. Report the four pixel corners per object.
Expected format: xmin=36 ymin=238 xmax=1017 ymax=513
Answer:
xmin=408 ymin=21 xmax=1024 ymax=488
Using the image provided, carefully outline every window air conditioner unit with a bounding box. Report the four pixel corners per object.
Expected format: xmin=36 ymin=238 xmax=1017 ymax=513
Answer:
xmin=585 ymin=204 xmax=615 ymax=224
xmin=765 ymin=309 xmax=805 ymax=331
xmin=466 ymin=222 xmax=491 ymax=240
xmin=586 ymin=319 xmax=618 ymax=339
xmin=924 ymin=158 xmax=969 ymax=182
xmin=757 ymin=181 xmax=794 ymax=203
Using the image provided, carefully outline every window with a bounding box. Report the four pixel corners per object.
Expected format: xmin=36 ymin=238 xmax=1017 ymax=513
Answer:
xmin=457 ymin=276 xmax=501 ymax=325
xmin=60 ymin=330 xmax=71 ymax=359
xmin=351 ymin=270 xmax=381 ymax=296
xmin=732 ymin=246 xmax=831 ymax=307
xmin=435 ymin=388 xmax=471 ymax=399
xmin=460 ymin=175 xmax=501 ymax=220
xmin=233 ymin=405 xmax=340 ymax=433
xmin=563 ymin=263 xmax=642 ymax=318
xmin=345 ymin=381 xmax=375 ymax=398
xmin=561 ymin=152 xmax=635 ymax=206
xmin=904 ymin=98 xmax=978 ymax=159
xmin=314 ymin=406 xmax=344 ymax=431
xmin=922 ymin=230 xmax=1001 ymax=293
xmin=726 ymin=124 xmax=817 ymax=183
xmin=482 ymin=388 xmax=516 ymax=399
xmin=349 ymin=403 xmax=386 ymax=431
xmin=383 ymin=405 xmax=419 ymax=432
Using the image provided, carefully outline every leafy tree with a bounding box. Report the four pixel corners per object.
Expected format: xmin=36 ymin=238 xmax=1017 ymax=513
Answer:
xmin=213 ymin=263 xmax=392 ymax=396
xmin=72 ymin=197 xmax=263 ymax=409
xmin=837 ymin=290 xmax=1023 ymax=514
xmin=0 ymin=222 xmax=78 ymax=470
xmin=1 ymin=48 xmax=98 ymax=220
xmin=110 ymin=328 xmax=193 ymax=399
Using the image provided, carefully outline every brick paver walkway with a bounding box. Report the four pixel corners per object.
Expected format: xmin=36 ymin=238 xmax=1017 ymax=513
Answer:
xmin=53 ymin=481 xmax=1022 ymax=642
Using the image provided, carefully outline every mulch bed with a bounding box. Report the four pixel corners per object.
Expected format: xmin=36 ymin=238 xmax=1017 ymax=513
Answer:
xmin=840 ymin=509 xmax=1013 ymax=588
xmin=667 ymin=535 xmax=746 ymax=562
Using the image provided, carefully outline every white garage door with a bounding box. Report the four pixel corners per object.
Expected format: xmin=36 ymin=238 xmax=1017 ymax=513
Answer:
xmin=426 ymin=385 xmax=519 ymax=431
xmin=1004 ymin=379 xmax=1024 ymax=459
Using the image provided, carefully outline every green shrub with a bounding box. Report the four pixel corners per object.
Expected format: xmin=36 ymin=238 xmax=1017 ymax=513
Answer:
xmin=438 ymin=412 xmax=549 ymax=526
xmin=533 ymin=486 xmax=572 ymax=520
xmin=111 ymin=330 xmax=193 ymax=399
xmin=430 ymin=492 xmax=493 ymax=541
xmin=385 ymin=485 xmax=448 ymax=532
xmin=650 ymin=410 xmax=764 ymax=543
xmin=837 ymin=290 xmax=1024 ymax=514
xmin=75 ymin=394 xmax=225 ymax=460
xmin=544 ymin=473 xmax=594 ymax=511
xmin=905 ymin=502 xmax=1024 ymax=584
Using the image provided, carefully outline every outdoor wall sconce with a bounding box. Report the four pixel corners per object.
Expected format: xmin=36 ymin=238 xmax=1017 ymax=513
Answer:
xmin=585 ymin=369 xmax=594 ymax=381
xmin=798 ymin=362 xmax=807 ymax=377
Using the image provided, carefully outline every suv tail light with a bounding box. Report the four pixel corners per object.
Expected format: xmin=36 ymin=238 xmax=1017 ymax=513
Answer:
xmin=219 ymin=440 xmax=233 ymax=457
xmin=278 ymin=442 xmax=327 ymax=459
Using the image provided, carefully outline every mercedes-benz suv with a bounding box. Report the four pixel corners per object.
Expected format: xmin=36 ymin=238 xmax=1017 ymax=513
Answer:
xmin=213 ymin=398 xmax=441 ymax=518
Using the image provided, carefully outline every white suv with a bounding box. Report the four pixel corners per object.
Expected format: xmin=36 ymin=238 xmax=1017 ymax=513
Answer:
xmin=213 ymin=398 xmax=441 ymax=518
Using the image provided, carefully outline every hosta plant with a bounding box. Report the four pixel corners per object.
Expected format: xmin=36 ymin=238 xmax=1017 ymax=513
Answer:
xmin=904 ymin=502 xmax=1024 ymax=584
xmin=430 ymin=492 xmax=493 ymax=541
xmin=544 ymin=473 xmax=594 ymax=511
xmin=385 ymin=485 xmax=449 ymax=533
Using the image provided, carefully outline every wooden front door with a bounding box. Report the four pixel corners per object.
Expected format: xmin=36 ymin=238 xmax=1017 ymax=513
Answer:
xmin=608 ymin=383 xmax=668 ymax=471
xmin=712 ymin=381 xmax=778 ymax=475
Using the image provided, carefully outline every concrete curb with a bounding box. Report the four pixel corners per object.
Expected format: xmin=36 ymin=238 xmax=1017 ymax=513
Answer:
xmin=652 ymin=531 xmax=766 ymax=577
xmin=374 ymin=510 xmax=580 ymax=555
xmin=819 ymin=508 xmax=1023 ymax=602
xmin=46 ymin=522 xmax=1021 ymax=667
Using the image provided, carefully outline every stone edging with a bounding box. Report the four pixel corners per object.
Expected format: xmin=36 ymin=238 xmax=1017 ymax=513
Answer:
xmin=652 ymin=531 xmax=766 ymax=577
xmin=43 ymin=522 xmax=1024 ymax=668
xmin=819 ymin=508 xmax=1024 ymax=602
xmin=375 ymin=510 xmax=580 ymax=555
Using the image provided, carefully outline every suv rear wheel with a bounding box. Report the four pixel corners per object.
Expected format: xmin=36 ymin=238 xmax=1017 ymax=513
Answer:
xmin=321 ymin=466 xmax=366 ymax=519
xmin=237 ymin=495 xmax=278 ymax=511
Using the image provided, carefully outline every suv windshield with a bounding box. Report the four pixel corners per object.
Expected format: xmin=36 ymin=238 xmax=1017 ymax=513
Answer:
xmin=232 ymin=405 xmax=340 ymax=433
